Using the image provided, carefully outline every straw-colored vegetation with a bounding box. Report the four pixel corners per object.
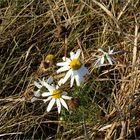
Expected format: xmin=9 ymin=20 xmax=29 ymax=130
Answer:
xmin=0 ymin=0 xmax=140 ymax=139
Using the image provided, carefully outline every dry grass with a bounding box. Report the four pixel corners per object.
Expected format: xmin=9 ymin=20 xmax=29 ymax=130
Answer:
xmin=0 ymin=0 xmax=140 ymax=139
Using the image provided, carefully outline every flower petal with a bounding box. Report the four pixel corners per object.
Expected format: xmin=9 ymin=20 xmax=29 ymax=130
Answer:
xmin=79 ymin=66 xmax=89 ymax=76
xmin=57 ymin=66 xmax=70 ymax=73
xmin=58 ymin=78 xmax=64 ymax=86
xmin=56 ymin=99 xmax=61 ymax=114
xmin=108 ymin=47 xmax=114 ymax=54
xmin=62 ymin=91 xmax=67 ymax=95
xmin=34 ymin=90 xmax=40 ymax=97
xmin=57 ymin=61 xmax=70 ymax=66
xmin=62 ymin=95 xmax=72 ymax=100
xmin=38 ymin=78 xmax=45 ymax=86
xmin=62 ymin=57 xmax=71 ymax=62
xmin=70 ymin=51 xmax=75 ymax=59
xmin=95 ymin=55 xmax=101 ymax=59
xmin=42 ymin=92 xmax=51 ymax=97
xmin=106 ymin=55 xmax=113 ymax=65
xmin=73 ymin=71 xmax=83 ymax=86
xmin=98 ymin=48 xmax=105 ymax=54
xmin=34 ymin=81 xmax=42 ymax=88
xmin=43 ymin=82 xmax=55 ymax=92
xmin=62 ymin=69 xmax=72 ymax=84
xmin=47 ymin=98 xmax=56 ymax=112
xmin=43 ymin=96 xmax=52 ymax=102
xmin=56 ymin=85 xmax=60 ymax=89
xmin=60 ymin=98 xmax=68 ymax=110
xmin=70 ymin=74 xmax=74 ymax=87
xmin=75 ymin=76 xmax=81 ymax=86
xmin=100 ymin=56 xmax=105 ymax=65
xmin=47 ymin=76 xmax=53 ymax=84
xmin=74 ymin=49 xmax=81 ymax=58
xmin=31 ymin=97 xmax=37 ymax=102
xmin=94 ymin=58 xmax=101 ymax=68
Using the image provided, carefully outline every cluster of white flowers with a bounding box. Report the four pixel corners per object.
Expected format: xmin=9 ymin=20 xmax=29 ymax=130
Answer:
xmin=31 ymin=48 xmax=118 ymax=113
xmin=57 ymin=49 xmax=89 ymax=87
xmin=94 ymin=47 xmax=119 ymax=67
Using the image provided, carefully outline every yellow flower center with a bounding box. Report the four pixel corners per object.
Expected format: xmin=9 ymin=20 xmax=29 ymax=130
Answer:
xmin=52 ymin=89 xmax=61 ymax=99
xmin=70 ymin=59 xmax=81 ymax=70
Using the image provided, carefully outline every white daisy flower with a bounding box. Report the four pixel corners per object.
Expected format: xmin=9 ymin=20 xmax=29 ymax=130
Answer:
xmin=94 ymin=47 xmax=116 ymax=67
xmin=42 ymin=83 xmax=71 ymax=113
xmin=31 ymin=76 xmax=53 ymax=102
xmin=56 ymin=49 xmax=89 ymax=87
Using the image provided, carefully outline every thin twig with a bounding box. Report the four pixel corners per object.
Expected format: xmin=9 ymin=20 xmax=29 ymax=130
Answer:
xmin=132 ymin=17 xmax=139 ymax=66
